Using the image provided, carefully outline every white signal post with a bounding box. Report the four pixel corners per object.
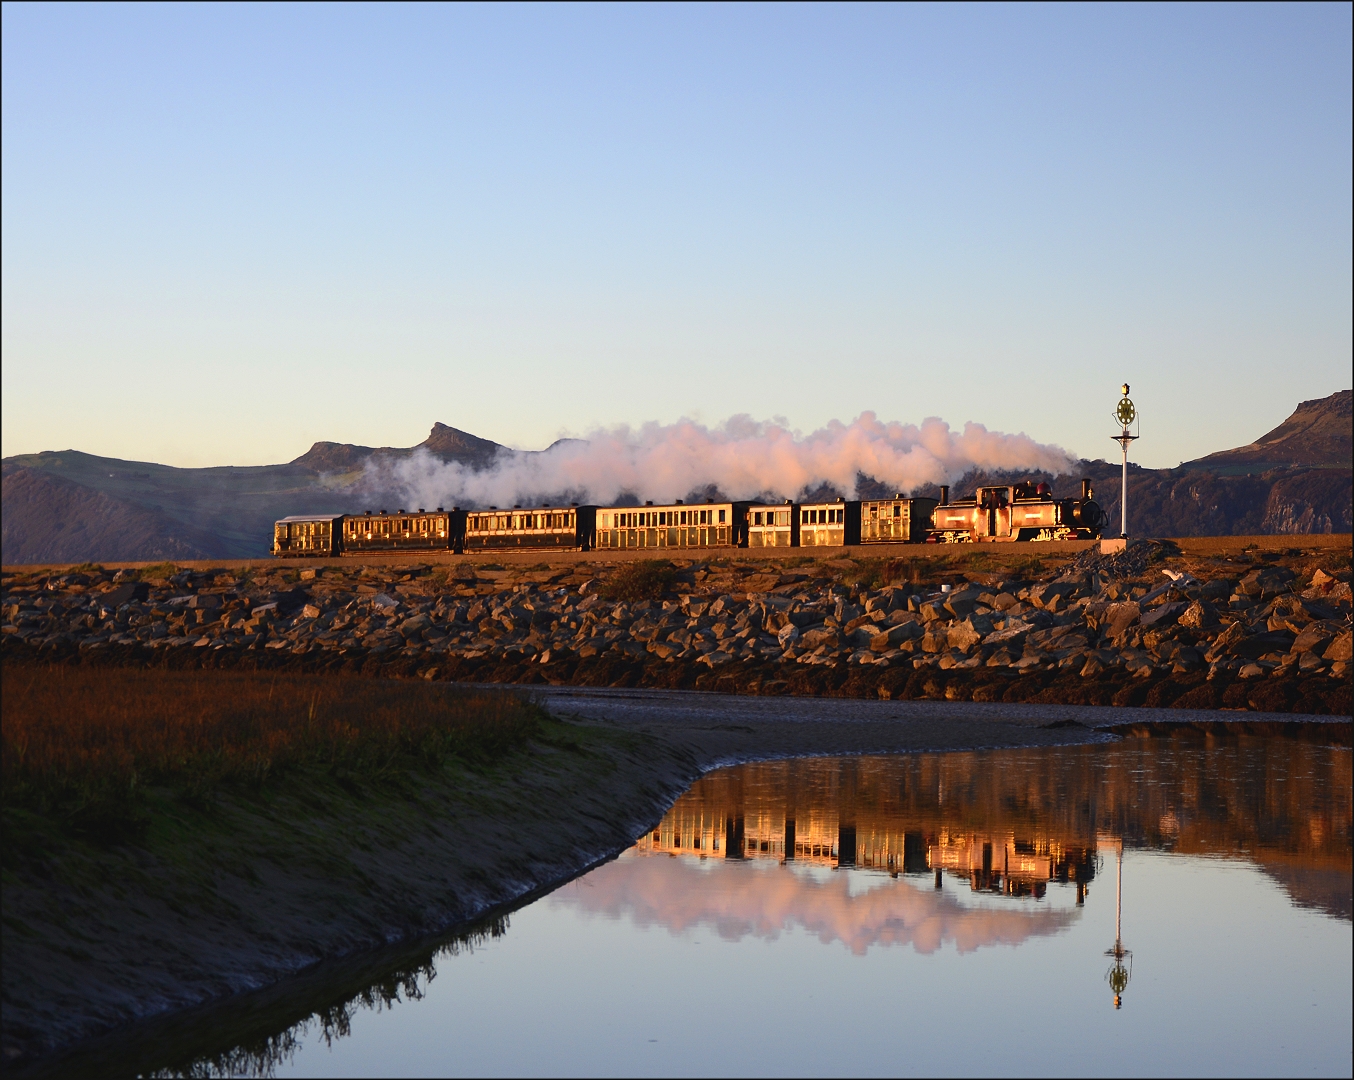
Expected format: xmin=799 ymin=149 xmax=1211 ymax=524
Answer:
xmin=1112 ymin=385 xmax=1139 ymax=539
xmin=1105 ymin=838 xmax=1132 ymax=1009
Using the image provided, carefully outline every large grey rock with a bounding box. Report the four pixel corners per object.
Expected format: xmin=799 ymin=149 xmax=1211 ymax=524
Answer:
xmin=1178 ymin=600 xmax=1219 ymax=630
xmin=921 ymin=626 xmax=949 ymax=654
xmin=944 ymin=588 xmax=984 ymax=619
xmin=1028 ymin=581 xmax=1077 ymax=612
xmin=870 ymin=621 xmax=923 ymax=651
xmin=1101 ymin=601 xmax=1141 ymax=639
xmin=399 ymin=614 xmax=432 ymax=639
xmin=1325 ymin=631 xmax=1353 ymax=662
xmin=1238 ymin=566 xmax=1295 ymax=599
xmin=1292 ymin=622 xmax=1339 ymax=656
xmin=946 ymin=621 xmax=982 ymax=653
xmin=983 ymin=622 xmax=1030 ymax=649
xmin=1139 ymin=602 xmax=1187 ymax=630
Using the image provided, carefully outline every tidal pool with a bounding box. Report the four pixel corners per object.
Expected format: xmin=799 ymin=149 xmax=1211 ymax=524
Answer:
xmin=149 ymin=736 xmax=1351 ymax=1077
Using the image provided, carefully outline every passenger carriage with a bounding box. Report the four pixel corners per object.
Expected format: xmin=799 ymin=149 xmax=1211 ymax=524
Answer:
xmin=798 ymin=499 xmax=862 ymax=547
xmin=594 ymin=500 xmax=748 ymax=550
xmin=272 ymin=515 xmax=344 ymax=557
xmin=341 ymin=508 xmax=461 ymax=554
xmin=463 ymin=505 xmax=597 ymax=550
xmin=859 ymin=496 xmax=937 ymax=544
xmin=747 ymin=502 xmax=797 ymax=548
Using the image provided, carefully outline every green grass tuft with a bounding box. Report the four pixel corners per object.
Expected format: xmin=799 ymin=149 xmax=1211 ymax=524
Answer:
xmin=599 ymin=560 xmax=677 ymax=603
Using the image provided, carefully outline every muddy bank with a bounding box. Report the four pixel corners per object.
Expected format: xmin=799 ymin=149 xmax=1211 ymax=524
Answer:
xmin=1 ymin=714 xmax=696 ymax=1068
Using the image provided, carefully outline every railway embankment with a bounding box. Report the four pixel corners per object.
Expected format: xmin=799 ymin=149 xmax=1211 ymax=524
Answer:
xmin=3 ymin=538 xmax=1350 ymax=715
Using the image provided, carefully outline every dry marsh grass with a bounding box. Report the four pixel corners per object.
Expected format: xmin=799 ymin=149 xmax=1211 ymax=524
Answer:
xmin=1 ymin=666 xmax=541 ymax=837
xmin=600 ymin=560 xmax=677 ymax=603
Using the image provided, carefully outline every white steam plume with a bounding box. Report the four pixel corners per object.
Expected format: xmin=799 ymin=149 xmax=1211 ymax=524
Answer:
xmin=354 ymin=413 xmax=1077 ymax=510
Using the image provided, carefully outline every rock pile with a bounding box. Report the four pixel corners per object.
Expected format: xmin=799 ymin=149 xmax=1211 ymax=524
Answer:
xmin=3 ymin=553 xmax=1350 ymax=713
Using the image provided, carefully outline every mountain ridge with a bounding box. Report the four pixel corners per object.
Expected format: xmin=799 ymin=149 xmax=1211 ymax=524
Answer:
xmin=1182 ymin=389 xmax=1351 ymax=472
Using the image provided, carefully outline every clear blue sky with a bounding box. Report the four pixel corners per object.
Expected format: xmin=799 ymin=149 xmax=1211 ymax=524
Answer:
xmin=2 ymin=2 xmax=1349 ymax=469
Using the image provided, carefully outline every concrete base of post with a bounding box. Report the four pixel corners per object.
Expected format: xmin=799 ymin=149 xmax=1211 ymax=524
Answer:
xmin=1099 ymin=537 xmax=1133 ymax=554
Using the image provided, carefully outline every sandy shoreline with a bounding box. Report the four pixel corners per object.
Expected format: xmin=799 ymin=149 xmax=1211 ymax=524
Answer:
xmin=534 ymin=686 xmax=1350 ymax=768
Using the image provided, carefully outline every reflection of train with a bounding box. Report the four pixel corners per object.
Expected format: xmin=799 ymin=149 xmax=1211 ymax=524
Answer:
xmin=271 ymin=479 xmax=1105 ymax=556
xmin=634 ymin=759 xmax=1099 ymax=900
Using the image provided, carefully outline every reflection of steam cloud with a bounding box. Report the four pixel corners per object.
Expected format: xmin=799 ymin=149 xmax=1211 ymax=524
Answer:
xmin=359 ymin=413 xmax=1077 ymax=509
xmin=552 ymin=855 xmax=1077 ymax=956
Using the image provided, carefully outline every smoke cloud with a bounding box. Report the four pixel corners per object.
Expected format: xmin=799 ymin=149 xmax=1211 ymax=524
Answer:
xmin=552 ymin=852 xmax=1078 ymax=956
xmin=355 ymin=412 xmax=1077 ymax=510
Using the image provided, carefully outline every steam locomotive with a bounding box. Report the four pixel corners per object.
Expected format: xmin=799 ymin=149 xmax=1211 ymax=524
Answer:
xmin=271 ymin=480 xmax=1104 ymax=557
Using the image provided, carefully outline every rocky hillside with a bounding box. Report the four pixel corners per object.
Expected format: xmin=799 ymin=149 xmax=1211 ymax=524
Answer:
xmin=3 ymin=394 xmax=1350 ymax=563
xmin=1183 ymin=389 xmax=1352 ymax=471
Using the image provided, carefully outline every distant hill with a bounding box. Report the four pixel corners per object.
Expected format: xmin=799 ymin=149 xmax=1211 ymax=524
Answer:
xmin=0 ymin=465 xmax=227 ymax=563
xmin=2 ymin=397 xmax=1350 ymax=563
xmin=1182 ymin=389 xmax=1352 ymax=472
xmin=290 ymin=423 xmax=503 ymax=475
xmin=1 ymin=424 xmax=510 ymax=564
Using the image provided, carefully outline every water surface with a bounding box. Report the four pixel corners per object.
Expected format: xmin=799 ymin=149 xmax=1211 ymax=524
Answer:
xmin=148 ymin=737 xmax=1352 ymax=1076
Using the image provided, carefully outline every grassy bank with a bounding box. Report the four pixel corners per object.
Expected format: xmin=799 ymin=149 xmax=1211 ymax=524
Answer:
xmin=2 ymin=666 xmax=696 ymax=1067
xmin=2 ymin=666 xmax=540 ymax=844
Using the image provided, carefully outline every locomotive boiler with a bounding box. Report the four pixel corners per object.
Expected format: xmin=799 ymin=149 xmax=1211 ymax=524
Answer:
xmin=928 ymin=479 xmax=1104 ymax=543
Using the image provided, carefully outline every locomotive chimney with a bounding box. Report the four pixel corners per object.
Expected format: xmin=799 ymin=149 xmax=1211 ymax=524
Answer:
xmin=1081 ymin=478 xmax=1093 ymax=500
xmin=939 ymin=485 xmax=950 ymax=505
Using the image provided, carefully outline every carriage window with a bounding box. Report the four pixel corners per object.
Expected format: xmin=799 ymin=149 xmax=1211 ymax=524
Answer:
xmin=893 ymin=505 xmax=901 ymax=517
xmin=719 ymin=509 xmax=726 ymax=523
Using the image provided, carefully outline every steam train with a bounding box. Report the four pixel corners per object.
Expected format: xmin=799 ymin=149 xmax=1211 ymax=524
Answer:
xmin=271 ymin=480 xmax=1104 ymax=557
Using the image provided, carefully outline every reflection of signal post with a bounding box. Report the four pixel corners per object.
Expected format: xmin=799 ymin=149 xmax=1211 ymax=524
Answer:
xmin=1101 ymin=384 xmax=1139 ymax=554
xmin=1105 ymin=839 xmax=1132 ymax=1009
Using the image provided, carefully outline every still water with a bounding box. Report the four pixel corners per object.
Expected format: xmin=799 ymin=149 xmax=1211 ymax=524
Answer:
xmin=172 ymin=737 xmax=1348 ymax=1077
